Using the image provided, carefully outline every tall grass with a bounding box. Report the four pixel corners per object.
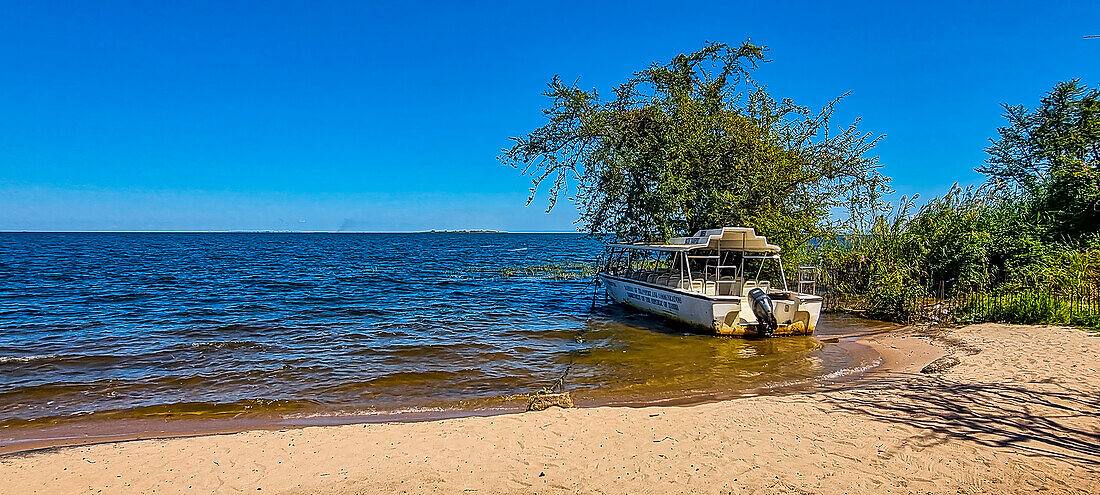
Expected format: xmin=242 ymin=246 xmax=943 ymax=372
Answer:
xmin=957 ymin=287 xmax=1100 ymax=330
xmin=815 ymin=186 xmax=1100 ymax=328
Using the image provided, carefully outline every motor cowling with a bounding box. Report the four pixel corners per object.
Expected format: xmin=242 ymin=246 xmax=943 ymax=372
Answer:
xmin=747 ymin=288 xmax=778 ymax=337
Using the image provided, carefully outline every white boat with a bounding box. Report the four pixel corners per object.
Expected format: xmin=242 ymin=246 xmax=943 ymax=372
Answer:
xmin=598 ymin=227 xmax=822 ymax=337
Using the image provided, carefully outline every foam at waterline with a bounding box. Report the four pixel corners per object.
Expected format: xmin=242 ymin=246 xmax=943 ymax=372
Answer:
xmin=0 ymin=354 xmax=62 ymax=364
xmin=759 ymin=356 xmax=885 ymax=391
xmin=283 ymin=406 xmax=450 ymax=420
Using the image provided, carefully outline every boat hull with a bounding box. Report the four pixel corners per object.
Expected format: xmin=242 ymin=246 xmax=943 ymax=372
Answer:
xmin=600 ymin=273 xmax=821 ymax=337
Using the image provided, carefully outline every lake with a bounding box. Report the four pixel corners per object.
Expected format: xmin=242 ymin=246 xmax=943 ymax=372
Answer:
xmin=0 ymin=232 xmax=887 ymax=447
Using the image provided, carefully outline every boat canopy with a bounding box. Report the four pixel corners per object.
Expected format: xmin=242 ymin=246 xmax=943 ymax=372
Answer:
xmin=610 ymin=227 xmax=781 ymax=254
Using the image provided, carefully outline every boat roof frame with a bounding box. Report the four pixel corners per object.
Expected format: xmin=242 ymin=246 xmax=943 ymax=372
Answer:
xmin=606 ymin=244 xmax=782 ymax=255
xmin=607 ymin=227 xmax=782 ymax=254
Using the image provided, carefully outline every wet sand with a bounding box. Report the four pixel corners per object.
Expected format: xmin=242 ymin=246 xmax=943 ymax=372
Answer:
xmin=3 ymin=322 xmax=1099 ymax=494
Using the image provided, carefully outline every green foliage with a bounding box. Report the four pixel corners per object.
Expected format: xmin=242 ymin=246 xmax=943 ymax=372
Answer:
xmin=818 ymin=79 xmax=1100 ymax=327
xmin=504 ymin=48 xmax=1100 ymax=328
xmin=817 ymin=187 xmax=993 ymax=319
xmin=1000 ymin=238 xmax=1100 ymax=293
xmin=819 ymin=184 xmax=1099 ymax=324
xmin=500 ymin=41 xmax=889 ymax=253
xmin=979 ymin=80 xmax=1100 ymax=243
xmin=959 ymin=283 xmax=1100 ymax=330
xmin=817 ymin=80 xmax=1100 ymax=326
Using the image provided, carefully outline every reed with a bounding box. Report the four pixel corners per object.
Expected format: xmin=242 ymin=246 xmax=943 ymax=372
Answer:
xmin=813 ymin=187 xmax=1100 ymax=329
xmin=494 ymin=262 xmax=597 ymax=280
xmin=811 ymin=80 xmax=1100 ymax=329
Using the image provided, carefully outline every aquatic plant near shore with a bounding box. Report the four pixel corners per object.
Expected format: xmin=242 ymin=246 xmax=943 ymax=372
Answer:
xmin=477 ymin=262 xmax=597 ymax=280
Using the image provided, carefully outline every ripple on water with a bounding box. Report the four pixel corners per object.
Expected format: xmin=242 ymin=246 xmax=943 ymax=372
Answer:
xmin=0 ymin=233 xmax=887 ymax=433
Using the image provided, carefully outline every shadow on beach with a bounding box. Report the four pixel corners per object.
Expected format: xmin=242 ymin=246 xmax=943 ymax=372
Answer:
xmin=821 ymin=374 xmax=1100 ymax=466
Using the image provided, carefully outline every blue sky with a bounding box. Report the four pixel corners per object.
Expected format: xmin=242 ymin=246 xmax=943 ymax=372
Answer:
xmin=1 ymin=1 xmax=1097 ymax=232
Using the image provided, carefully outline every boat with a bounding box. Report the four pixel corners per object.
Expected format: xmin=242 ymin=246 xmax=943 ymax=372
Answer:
xmin=598 ymin=227 xmax=822 ymax=337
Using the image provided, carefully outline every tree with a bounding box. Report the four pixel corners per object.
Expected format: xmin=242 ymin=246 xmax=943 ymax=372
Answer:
xmin=500 ymin=41 xmax=889 ymax=253
xmin=980 ymin=80 xmax=1100 ymax=242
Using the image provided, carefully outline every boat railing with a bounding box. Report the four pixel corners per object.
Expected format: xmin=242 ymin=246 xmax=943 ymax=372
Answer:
xmin=797 ymin=266 xmax=817 ymax=295
xmin=603 ymin=243 xmax=787 ymax=297
xmin=610 ymin=267 xmax=780 ymax=298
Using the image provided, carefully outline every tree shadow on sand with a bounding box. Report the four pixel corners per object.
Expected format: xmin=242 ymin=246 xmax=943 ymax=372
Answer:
xmin=820 ymin=375 xmax=1100 ymax=465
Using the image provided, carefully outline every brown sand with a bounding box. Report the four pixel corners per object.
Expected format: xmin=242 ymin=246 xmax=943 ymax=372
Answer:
xmin=2 ymin=323 xmax=1098 ymax=494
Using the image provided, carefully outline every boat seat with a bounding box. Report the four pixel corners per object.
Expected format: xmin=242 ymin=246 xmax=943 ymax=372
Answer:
xmin=647 ymin=273 xmax=661 ymax=283
xmin=656 ymin=274 xmax=671 ymax=285
xmin=717 ymin=276 xmax=742 ymax=296
xmin=671 ymin=276 xmax=707 ymax=290
xmin=741 ymin=280 xmax=758 ymax=297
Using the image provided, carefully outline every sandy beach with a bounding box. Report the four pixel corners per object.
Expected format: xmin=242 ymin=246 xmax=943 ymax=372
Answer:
xmin=2 ymin=322 xmax=1098 ymax=494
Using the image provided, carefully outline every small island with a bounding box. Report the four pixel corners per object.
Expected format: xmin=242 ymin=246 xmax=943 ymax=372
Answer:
xmin=419 ymin=229 xmax=508 ymax=233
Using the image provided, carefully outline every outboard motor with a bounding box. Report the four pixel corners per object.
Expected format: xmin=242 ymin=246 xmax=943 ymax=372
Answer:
xmin=747 ymin=288 xmax=778 ymax=336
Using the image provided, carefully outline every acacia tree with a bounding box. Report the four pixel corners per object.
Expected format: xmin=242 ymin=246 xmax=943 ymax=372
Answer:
xmin=500 ymin=41 xmax=889 ymax=252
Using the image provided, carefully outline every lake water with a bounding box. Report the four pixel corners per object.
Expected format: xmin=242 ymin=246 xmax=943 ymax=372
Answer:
xmin=0 ymin=233 xmax=886 ymax=446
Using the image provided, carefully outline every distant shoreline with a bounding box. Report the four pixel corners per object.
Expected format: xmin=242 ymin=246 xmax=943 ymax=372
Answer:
xmin=418 ymin=229 xmax=507 ymax=234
